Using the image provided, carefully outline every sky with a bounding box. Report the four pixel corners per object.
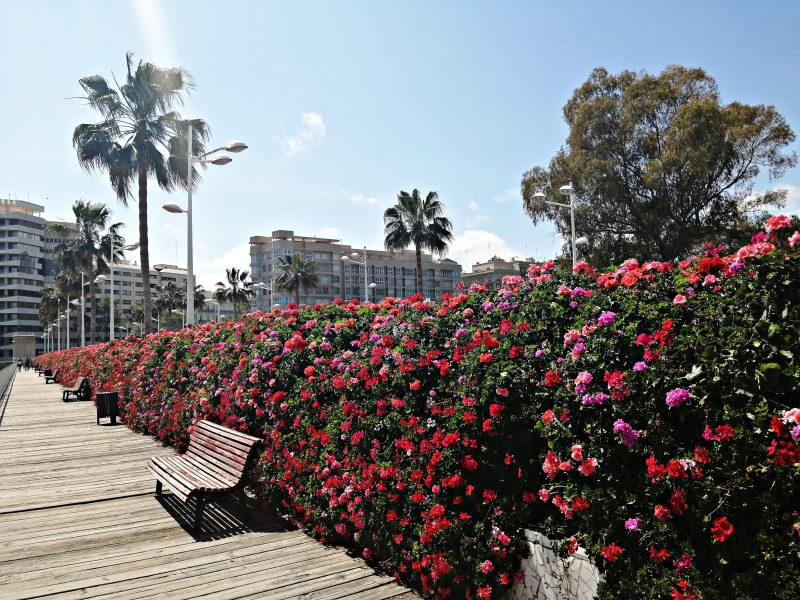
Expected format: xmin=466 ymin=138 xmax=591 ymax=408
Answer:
xmin=1 ymin=0 xmax=799 ymax=288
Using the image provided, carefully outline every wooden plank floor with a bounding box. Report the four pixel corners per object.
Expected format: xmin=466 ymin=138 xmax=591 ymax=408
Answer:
xmin=0 ymin=371 xmax=416 ymax=599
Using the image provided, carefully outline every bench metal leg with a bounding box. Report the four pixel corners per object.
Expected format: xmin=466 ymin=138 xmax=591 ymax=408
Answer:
xmin=194 ymin=497 xmax=207 ymax=531
xmin=155 ymin=480 xmax=162 ymax=495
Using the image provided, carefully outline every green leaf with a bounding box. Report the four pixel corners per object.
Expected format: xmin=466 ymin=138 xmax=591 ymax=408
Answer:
xmin=758 ymin=362 xmax=781 ymax=373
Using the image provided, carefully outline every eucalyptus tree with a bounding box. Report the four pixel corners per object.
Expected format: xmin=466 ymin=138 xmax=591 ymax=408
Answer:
xmin=73 ymin=52 xmax=210 ymax=332
xmin=383 ymin=189 xmax=454 ymax=295
xmin=215 ymin=268 xmax=254 ymax=320
xmin=521 ymin=65 xmax=797 ymax=263
xmin=274 ymin=253 xmax=320 ymax=306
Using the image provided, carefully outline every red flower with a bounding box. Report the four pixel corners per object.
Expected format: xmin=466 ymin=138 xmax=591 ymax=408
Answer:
xmin=543 ymin=371 xmax=562 ymax=387
xmin=600 ymin=542 xmax=624 ymax=562
xmin=460 ymin=455 xmax=478 ymax=471
xmin=409 ymin=379 xmax=421 ymax=391
xmin=649 ymin=546 xmax=671 ymax=562
xmin=478 ymin=353 xmax=493 ymax=364
xmin=489 ymin=403 xmax=505 ymax=416
xmin=711 ymin=516 xmax=734 ymax=542
xmin=654 ymin=504 xmax=671 ymax=522
xmin=669 ymin=489 xmax=688 ymax=515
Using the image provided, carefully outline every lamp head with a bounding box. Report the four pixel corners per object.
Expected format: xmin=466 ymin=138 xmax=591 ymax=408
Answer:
xmin=225 ymin=140 xmax=248 ymax=153
xmin=340 ymin=255 xmax=350 ymax=262
xmin=558 ymin=184 xmax=574 ymax=197
xmin=163 ymin=203 xmax=187 ymax=214
xmin=209 ymin=155 xmax=232 ymax=166
xmin=576 ymin=237 xmax=589 ymax=246
xmin=123 ymin=242 xmax=140 ymax=251
xmin=350 ymin=252 xmax=360 ymax=259
xmin=532 ymin=192 xmax=546 ymax=201
xmin=369 ymin=283 xmax=377 ymax=288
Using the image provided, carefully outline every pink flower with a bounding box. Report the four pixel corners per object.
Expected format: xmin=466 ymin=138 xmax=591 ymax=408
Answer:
xmin=673 ymin=294 xmax=687 ymax=305
xmin=480 ymin=560 xmax=494 ymax=574
xmin=765 ymin=214 xmax=792 ymax=233
xmin=579 ymin=457 xmax=598 ymax=476
xmin=571 ymin=444 xmax=583 ymax=461
xmin=666 ymin=387 xmax=692 ymax=408
xmin=736 ymin=241 xmax=775 ymax=260
xmin=783 ymin=408 xmax=800 ymax=424
xmin=789 ymin=231 xmax=800 ymax=248
xmin=702 ymin=274 xmax=719 ymax=287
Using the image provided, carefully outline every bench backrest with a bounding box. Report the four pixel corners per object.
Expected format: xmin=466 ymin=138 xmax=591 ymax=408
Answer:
xmin=186 ymin=420 xmax=262 ymax=483
xmin=72 ymin=376 xmax=87 ymax=389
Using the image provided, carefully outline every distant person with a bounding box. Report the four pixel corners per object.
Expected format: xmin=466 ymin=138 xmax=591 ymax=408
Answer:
xmin=16 ymin=358 xmax=22 ymax=372
xmin=24 ymin=357 xmax=32 ymax=371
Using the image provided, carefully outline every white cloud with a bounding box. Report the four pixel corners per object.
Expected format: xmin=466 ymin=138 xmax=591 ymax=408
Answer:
xmin=350 ymin=193 xmax=381 ymax=205
xmin=449 ymin=230 xmax=524 ymax=271
xmin=281 ymin=112 xmax=326 ymax=156
xmin=318 ymin=227 xmax=341 ymax=238
xmin=466 ymin=199 xmax=490 ymax=228
xmin=491 ymin=189 xmax=518 ymax=204
xmin=782 ymin=184 xmax=800 ymax=214
xmin=194 ymin=244 xmax=252 ymax=290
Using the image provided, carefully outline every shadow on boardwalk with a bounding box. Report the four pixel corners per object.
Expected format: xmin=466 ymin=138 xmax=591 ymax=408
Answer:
xmin=0 ymin=371 xmax=416 ymax=599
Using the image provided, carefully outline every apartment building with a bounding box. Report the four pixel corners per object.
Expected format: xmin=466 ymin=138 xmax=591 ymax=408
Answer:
xmin=459 ymin=257 xmax=535 ymax=290
xmin=0 ymin=198 xmax=46 ymax=359
xmin=249 ymin=230 xmax=462 ymax=307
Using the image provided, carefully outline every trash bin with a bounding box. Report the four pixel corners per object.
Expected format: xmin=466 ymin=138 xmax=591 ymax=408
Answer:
xmin=96 ymin=391 xmax=119 ymax=425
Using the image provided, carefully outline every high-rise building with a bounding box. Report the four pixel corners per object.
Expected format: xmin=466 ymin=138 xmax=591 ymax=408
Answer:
xmin=249 ymin=230 xmax=462 ymax=307
xmin=0 ymin=198 xmax=46 ymax=359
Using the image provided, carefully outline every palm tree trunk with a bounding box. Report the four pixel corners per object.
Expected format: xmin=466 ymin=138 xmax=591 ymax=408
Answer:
xmin=89 ymin=280 xmax=97 ymax=344
xmin=415 ymin=243 xmax=423 ymax=296
xmin=295 ymin=287 xmax=300 ymax=306
xmin=138 ymin=166 xmax=153 ymax=333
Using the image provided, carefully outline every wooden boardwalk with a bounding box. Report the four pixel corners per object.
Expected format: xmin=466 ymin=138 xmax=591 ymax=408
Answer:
xmin=0 ymin=371 xmax=415 ymax=599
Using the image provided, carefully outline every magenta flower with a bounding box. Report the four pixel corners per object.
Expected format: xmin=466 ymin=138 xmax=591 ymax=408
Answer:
xmin=613 ymin=419 xmax=640 ymax=448
xmin=633 ymin=361 xmax=648 ymax=372
xmin=624 ymin=517 xmax=642 ymax=532
xmin=665 ymin=388 xmax=692 ymax=408
xmin=598 ymin=311 xmax=617 ymax=326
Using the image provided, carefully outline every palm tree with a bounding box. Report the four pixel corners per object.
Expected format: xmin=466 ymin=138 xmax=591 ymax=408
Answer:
xmin=49 ymin=200 xmax=123 ymax=344
xmin=215 ymin=268 xmax=254 ymax=320
xmin=194 ymin=285 xmax=206 ymax=312
xmin=73 ymin=52 xmax=210 ymax=333
xmin=274 ymin=253 xmax=320 ymax=306
xmin=383 ymin=189 xmax=454 ymax=295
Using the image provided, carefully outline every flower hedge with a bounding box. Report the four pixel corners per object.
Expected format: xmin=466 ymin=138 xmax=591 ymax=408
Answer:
xmin=39 ymin=218 xmax=800 ymax=599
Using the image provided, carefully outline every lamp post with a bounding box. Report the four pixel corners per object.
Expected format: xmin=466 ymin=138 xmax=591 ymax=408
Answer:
xmin=206 ymin=298 xmax=221 ymax=322
xmin=252 ymin=282 xmax=273 ymax=312
xmin=533 ymin=183 xmax=579 ymax=268
xmin=104 ymin=239 xmax=140 ymax=341
xmin=341 ymin=247 xmax=368 ymax=302
xmin=164 ymin=126 xmax=247 ymax=327
xmin=368 ymin=282 xmax=377 ymax=302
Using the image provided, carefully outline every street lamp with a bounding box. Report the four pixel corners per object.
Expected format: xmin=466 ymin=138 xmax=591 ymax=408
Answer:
xmin=341 ymin=247 xmax=368 ymax=302
xmin=533 ymin=183 xmax=579 ymax=268
xmin=206 ymin=298 xmax=221 ymax=322
xmin=102 ymin=239 xmax=140 ymax=341
xmin=118 ymin=326 xmax=128 ymax=337
xmin=163 ymin=126 xmax=248 ymax=328
xmin=252 ymin=282 xmax=273 ymax=312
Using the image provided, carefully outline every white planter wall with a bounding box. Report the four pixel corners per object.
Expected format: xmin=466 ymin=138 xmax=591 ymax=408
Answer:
xmin=506 ymin=530 xmax=601 ymax=600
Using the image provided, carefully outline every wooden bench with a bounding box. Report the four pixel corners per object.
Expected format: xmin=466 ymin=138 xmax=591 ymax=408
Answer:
xmin=44 ymin=369 xmax=59 ymax=384
xmin=62 ymin=377 xmax=91 ymax=402
xmin=147 ymin=420 xmax=262 ymax=531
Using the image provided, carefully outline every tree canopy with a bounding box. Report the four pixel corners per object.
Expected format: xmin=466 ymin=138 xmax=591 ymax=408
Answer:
xmin=521 ymin=65 xmax=797 ymax=264
xmin=383 ymin=189 xmax=453 ymax=294
xmin=73 ymin=52 xmax=210 ymax=332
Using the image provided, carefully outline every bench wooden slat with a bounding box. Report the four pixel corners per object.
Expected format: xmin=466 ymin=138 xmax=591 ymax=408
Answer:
xmin=147 ymin=419 xmax=262 ymax=530
xmin=185 ymin=445 xmax=245 ymax=481
xmin=152 ymin=456 xmax=234 ymax=491
xmin=188 ymin=434 xmax=250 ymax=470
xmin=192 ymin=424 xmax=258 ymax=454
